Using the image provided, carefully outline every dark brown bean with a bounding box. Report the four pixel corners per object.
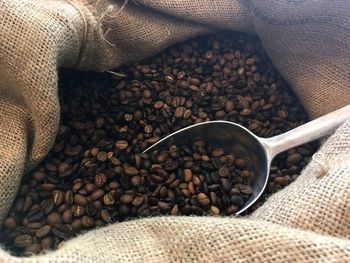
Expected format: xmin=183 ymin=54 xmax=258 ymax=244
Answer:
xmin=14 ymin=235 xmax=33 ymax=247
xmin=36 ymin=225 xmax=51 ymax=238
xmin=197 ymin=193 xmax=210 ymax=206
xmin=74 ymin=194 xmax=88 ymax=206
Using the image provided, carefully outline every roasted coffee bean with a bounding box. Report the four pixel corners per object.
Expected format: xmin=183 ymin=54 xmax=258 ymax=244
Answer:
xmin=71 ymin=219 xmax=82 ymax=231
xmin=115 ymin=140 xmax=128 ymax=150
xmin=197 ymin=193 xmax=210 ymax=206
xmin=41 ymin=236 xmax=53 ymax=250
xmin=132 ymin=196 xmax=144 ymax=207
xmin=100 ymin=209 xmax=112 ymax=223
xmin=23 ymin=196 xmax=33 ymax=213
xmin=170 ymin=204 xmax=179 ymax=215
xmin=103 ymin=193 xmax=115 ymax=206
xmin=47 ymin=212 xmax=63 ymax=226
xmin=286 ymin=153 xmax=303 ymax=165
xmin=210 ymin=205 xmax=220 ymax=215
xmin=97 ymin=151 xmax=108 ymax=162
xmin=130 ymin=175 xmax=142 ymax=186
xmin=124 ymin=166 xmax=139 ymax=176
xmin=27 ymin=207 xmax=44 ymax=222
xmin=239 ymin=185 xmax=253 ymax=195
xmin=120 ymin=194 xmax=133 ymax=204
xmin=72 ymin=205 xmax=85 ymax=217
xmin=14 ymin=235 xmax=33 ymax=248
xmin=95 ymin=173 xmax=107 ymax=187
xmin=183 ymin=169 xmax=192 ymax=182
xmin=81 ymin=216 xmax=94 ymax=228
xmin=65 ymin=191 xmax=74 ymax=205
xmin=226 ymin=205 xmax=239 ymax=215
xmin=3 ymin=217 xmax=17 ymax=230
xmin=230 ymin=195 xmax=244 ymax=207
xmin=24 ymin=243 xmax=42 ymax=255
xmin=52 ymin=224 xmax=72 ymax=239
xmin=36 ymin=225 xmax=51 ymax=238
xmin=90 ymin=189 xmax=105 ymax=200
xmin=74 ymin=194 xmax=88 ymax=206
xmin=62 ymin=209 xmax=73 ymax=224
xmin=86 ymin=203 xmax=98 ymax=216
xmin=218 ymin=166 xmax=229 ymax=178
xmin=41 ymin=199 xmax=55 ymax=215
xmin=52 ymin=190 xmax=65 ymax=206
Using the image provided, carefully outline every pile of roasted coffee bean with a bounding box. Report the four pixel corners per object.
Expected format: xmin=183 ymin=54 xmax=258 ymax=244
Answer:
xmin=0 ymin=32 xmax=317 ymax=256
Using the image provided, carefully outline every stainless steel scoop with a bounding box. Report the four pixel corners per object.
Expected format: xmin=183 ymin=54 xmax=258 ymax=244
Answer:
xmin=144 ymin=105 xmax=350 ymax=215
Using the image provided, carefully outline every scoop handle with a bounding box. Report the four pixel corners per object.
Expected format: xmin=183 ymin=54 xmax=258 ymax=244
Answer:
xmin=261 ymin=105 xmax=350 ymax=159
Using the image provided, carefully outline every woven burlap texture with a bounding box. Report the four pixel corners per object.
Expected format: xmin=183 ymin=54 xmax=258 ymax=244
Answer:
xmin=0 ymin=0 xmax=350 ymax=261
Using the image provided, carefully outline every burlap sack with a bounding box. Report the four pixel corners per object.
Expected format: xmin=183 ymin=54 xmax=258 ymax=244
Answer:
xmin=1 ymin=0 xmax=350 ymax=261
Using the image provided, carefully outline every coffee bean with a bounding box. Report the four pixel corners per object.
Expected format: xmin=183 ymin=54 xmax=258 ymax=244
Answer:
xmin=74 ymin=194 xmax=88 ymax=206
xmin=47 ymin=212 xmax=63 ymax=226
xmin=226 ymin=205 xmax=239 ymax=215
xmin=3 ymin=217 xmax=17 ymax=230
xmin=235 ymin=159 xmax=246 ymax=169
xmin=230 ymin=195 xmax=244 ymax=207
xmin=221 ymin=179 xmax=232 ymax=193
xmin=286 ymin=153 xmax=303 ymax=165
xmin=183 ymin=169 xmax=192 ymax=182
xmin=64 ymin=191 xmax=73 ymax=205
xmin=131 ymin=196 xmax=144 ymax=207
xmin=23 ymin=196 xmax=32 ymax=213
xmin=24 ymin=243 xmax=42 ymax=255
xmin=85 ymin=203 xmax=98 ymax=216
xmin=36 ymin=225 xmax=51 ymax=238
xmin=32 ymin=171 xmax=45 ymax=182
xmin=27 ymin=207 xmax=44 ymax=222
xmin=120 ymin=194 xmax=133 ymax=204
xmin=154 ymin=101 xmax=164 ymax=109
xmin=62 ymin=210 xmax=73 ymax=223
xmin=131 ymin=175 xmax=142 ymax=186
xmin=97 ymin=151 xmax=108 ymax=162
xmin=100 ymin=209 xmax=112 ymax=223
xmin=274 ymin=176 xmax=290 ymax=186
xmin=72 ymin=205 xmax=85 ymax=217
xmin=218 ymin=166 xmax=229 ymax=178
xmin=41 ymin=199 xmax=55 ymax=215
xmin=158 ymin=201 xmax=169 ymax=210
xmin=239 ymin=185 xmax=253 ymax=195
xmin=210 ymin=206 xmax=220 ymax=215
xmin=124 ymin=166 xmax=139 ymax=176
xmin=115 ymin=140 xmax=128 ymax=150
xmin=41 ymin=236 xmax=53 ymax=250
xmin=211 ymin=148 xmax=224 ymax=157
xmin=81 ymin=216 xmax=94 ymax=228
xmin=170 ymin=204 xmax=179 ymax=215
xmin=95 ymin=173 xmax=107 ymax=187
xmin=52 ymin=224 xmax=71 ymax=239
xmin=119 ymin=204 xmax=130 ymax=216
xmin=197 ymin=193 xmax=210 ymax=206
xmin=52 ymin=190 xmax=65 ymax=206
xmin=103 ymin=193 xmax=115 ymax=206
xmin=90 ymin=189 xmax=105 ymax=201
xmin=71 ymin=219 xmax=82 ymax=231
xmin=14 ymin=235 xmax=32 ymax=247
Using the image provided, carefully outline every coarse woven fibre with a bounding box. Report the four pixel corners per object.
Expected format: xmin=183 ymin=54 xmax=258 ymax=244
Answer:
xmin=0 ymin=0 xmax=350 ymax=261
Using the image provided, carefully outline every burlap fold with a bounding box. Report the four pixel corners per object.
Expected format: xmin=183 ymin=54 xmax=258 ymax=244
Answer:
xmin=1 ymin=0 xmax=350 ymax=261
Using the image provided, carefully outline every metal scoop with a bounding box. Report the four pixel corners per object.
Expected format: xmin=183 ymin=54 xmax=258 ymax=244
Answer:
xmin=144 ymin=105 xmax=350 ymax=215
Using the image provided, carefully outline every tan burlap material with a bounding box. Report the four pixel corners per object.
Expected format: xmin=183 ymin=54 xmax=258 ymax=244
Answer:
xmin=1 ymin=0 xmax=350 ymax=261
